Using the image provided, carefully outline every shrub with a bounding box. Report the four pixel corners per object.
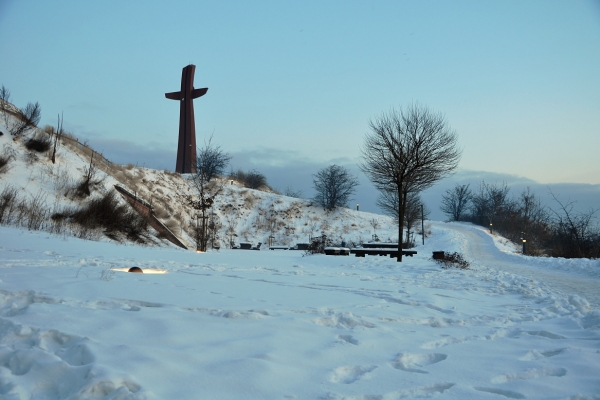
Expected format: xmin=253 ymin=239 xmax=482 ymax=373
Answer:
xmin=229 ymin=169 xmax=269 ymax=190
xmin=0 ymin=155 xmax=10 ymax=172
xmin=0 ymin=185 xmax=20 ymax=224
xmin=70 ymin=191 xmax=148 ymax=241
xmin=25 ymin=132 xmax=51 ymax=152
xmin=433 ymin=251 xmax=470 ymax=270
xmin=9 ymin=102 xmax=41 ymax=137
xmin=303 ymin=234 xmax=332 ymax=255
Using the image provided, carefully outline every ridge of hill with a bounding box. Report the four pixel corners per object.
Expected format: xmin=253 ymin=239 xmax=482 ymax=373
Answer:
xmin=0 ymin=111 xmax=399 ymax=250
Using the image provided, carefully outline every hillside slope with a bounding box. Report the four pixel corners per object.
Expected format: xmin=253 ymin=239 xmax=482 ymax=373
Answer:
xmin=0 ymin=111 xmax=399 ymax=250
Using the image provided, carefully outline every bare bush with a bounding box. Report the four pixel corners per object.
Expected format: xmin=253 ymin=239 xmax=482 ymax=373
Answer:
xmin=73 ymin=152 xmax=103 ymax=198
xmin=303 ymin=234 xmax=332 ymax=255
xmin=230 ymin=169 xmax=269 ymax=190
xmin=0 ymin=185 xmax=20 ymax=224
xmin=284 ymin=186 xmax=303 ymax=198
xmin=9 ymin=102 xmax=41 ymax=137
xmin=70 ymin=191 xmax=148 ymax=242
xmin=25 ymin=131 xmax=52 ymax=153
xmin=0 ymin=145 xmax=16 ymax=173
xmin=196 ymin=135 xmax=231 ymax=181
xmin=0 ymin=85 xmax=11 ymax=126
xmin=0 ymin=157 xmax=9 ymax=172
xmin=547 ymin=192 xmax=600 ymax=258
xmin=23 ymin=191 xmax=48 ymax=230
xmin=433 ymin=252 xmax=470 ymax=270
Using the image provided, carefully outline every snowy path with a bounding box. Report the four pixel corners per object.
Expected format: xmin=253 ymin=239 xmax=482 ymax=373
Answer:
xmin=445 ymin=222 xmax=600 ymax=308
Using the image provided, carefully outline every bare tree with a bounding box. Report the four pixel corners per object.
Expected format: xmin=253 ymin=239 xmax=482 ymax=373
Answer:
xmin=548 ymin=191 xmax=600 ymax=258
xmin=9 ymin=102 xmax=41 ymax=137
xmin=440 ymin=183 xmax=472 ymax=221
xmin=484 ymin=182 xmax=511 ymax=233
xmin=196 ymin=135 xmax=231 ymax=182
xmin=189 ymin=161 xmax=225 ymax=251
xmin=312 ymin=164 xmax=359 ymax=210
xmin=0 ymin=85 xmax=11 ymax=126
xmin=404 ymin=192 xmax=430 ymax=247
xmin=377 ymin=189 xmax=429 ymax=246
xmin=361 ymin=103 xmax=461 ymax=261
xmin=51 ymin=113 xmax=64 ymax=164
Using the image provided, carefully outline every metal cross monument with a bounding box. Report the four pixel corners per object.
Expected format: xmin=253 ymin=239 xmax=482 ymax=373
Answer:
xmin=165 ymin=64 xmax=208 ymax=174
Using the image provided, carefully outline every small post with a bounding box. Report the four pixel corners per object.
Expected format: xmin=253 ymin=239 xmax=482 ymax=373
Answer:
xmin=196 ymin=213 xmax=200 ymax=253
xmin=356 ymin=203 xmax=359 ymax=211
xmin=421 ymin=204 xmax=425 ymax=246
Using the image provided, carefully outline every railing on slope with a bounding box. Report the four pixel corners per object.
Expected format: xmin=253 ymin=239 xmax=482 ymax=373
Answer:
xmin=114 ymin=185 xmax=188 ymax=250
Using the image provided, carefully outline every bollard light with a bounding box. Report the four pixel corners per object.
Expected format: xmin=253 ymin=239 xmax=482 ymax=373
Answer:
xmin=356 ymin=204 xmax=360 ymax=211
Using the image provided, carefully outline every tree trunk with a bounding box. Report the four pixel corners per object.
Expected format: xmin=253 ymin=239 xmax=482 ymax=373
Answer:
xmin=397 ymin=188 xmax=407 ymax=262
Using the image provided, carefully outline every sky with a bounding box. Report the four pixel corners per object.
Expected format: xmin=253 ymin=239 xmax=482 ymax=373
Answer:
xmin=1 ymin=0 xmax=599 ymax=218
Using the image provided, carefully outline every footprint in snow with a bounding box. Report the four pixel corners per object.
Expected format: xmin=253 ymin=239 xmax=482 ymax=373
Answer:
xmin=519 ymin=348 xmax=566 ymax=361
xmin=474 ymin=387 xmax=525 ymax=399
xmin=526 ymin=330 xmax=567 ymax=340
xmin=0 ymin=319 xmax=143 ymax=398
xmin=491 ymin=367 xmax=567 ymax=383
xmin=391 ymin=353 xmax=447 ymax=373
xmin=337 ymin=334 xmax=358 ymax=345
xmin=329 ymin=365 xmax=377 ymax=384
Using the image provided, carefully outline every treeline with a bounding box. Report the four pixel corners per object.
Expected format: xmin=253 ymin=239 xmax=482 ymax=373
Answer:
xmin=440 ymin=182 xmax=600 ymax=258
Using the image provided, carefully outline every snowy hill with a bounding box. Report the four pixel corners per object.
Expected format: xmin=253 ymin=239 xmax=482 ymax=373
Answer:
xmin=0 ymin=111 xmax=397 ymax=250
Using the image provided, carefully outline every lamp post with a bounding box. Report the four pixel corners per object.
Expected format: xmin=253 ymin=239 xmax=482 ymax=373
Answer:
xmin=521 ymin=232 xmax=526 ymax=255
xmin=421 ymin=204 xmax=425 ymax=245
xmin=356 ymin=204 xmax=359 ymax=211
xmin=489 ymin=222 xmax=493 ymax=234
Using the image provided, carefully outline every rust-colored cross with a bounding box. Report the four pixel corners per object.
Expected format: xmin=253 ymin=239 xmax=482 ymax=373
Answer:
xmin=165 ymin=64 xmax=208 ymax=174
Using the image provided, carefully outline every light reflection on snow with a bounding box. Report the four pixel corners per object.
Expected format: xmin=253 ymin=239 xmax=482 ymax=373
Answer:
xmin=111 ymin=268 xmax=167 ymax=274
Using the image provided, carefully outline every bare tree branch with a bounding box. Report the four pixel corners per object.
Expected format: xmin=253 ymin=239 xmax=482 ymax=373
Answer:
xmin=360 ymin=103 xmax=461 ymax=261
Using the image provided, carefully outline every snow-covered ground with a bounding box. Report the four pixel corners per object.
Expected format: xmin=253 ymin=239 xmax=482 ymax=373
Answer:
xmin=1 ymin=221 xmax=599 ymax=399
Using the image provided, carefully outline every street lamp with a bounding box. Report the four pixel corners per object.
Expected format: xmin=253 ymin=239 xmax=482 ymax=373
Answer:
xmin=356 ymin=203 xmax=359 ymax=211
xmin=489 ymin=223 xmax=493 ymax=234
xmin=521 ymin=232 xmax=526 ymax=255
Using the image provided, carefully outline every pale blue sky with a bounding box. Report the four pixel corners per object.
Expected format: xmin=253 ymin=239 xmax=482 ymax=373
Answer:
xmin=1 ymin=0 xmax=599 ymax=217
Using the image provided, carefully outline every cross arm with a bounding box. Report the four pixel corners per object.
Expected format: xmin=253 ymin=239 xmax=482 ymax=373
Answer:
xmin=191 ymin=88 xmax=208 ymax=99
xmin=165 ymin=91 xmax=182 ymax=100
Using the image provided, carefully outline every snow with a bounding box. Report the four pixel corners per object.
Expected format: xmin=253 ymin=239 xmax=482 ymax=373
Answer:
xmin=1 ymin=111 xmax=599 ymax=399
xmin=1 ymin=222 xmax=599 ymax=399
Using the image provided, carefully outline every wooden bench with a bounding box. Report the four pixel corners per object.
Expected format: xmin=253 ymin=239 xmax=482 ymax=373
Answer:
xmin=361 ymin=242 xmax=398 ymax=249
xmin=233 ymin=242 xmax=261 ymax=250
xmin=269 ymin=246 xmax=289 ymax=250
xmin=290 ymin=243 xmax=310 ymax=250
xmin=324 ymin=247 xmax=350 ymax=256
xmin=350 ymin=248 xmax=417 ymax=258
